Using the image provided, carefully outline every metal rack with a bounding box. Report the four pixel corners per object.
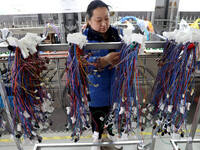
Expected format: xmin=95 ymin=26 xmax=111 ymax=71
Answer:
xmin=0 ymin=41 xmax=199 ymax=150
xmin=171 ymin=138 xmax=200 ymax=150
xmin=0 ymin=41 xmax=163 ymax=150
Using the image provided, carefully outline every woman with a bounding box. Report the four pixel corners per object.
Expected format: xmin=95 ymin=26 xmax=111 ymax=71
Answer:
xmin=83 ymin=0 xmax=122 ymax=149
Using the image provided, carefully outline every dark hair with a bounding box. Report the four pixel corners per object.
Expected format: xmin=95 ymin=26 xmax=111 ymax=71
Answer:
xmin=86 ymin=0 xmax=109 ymax=19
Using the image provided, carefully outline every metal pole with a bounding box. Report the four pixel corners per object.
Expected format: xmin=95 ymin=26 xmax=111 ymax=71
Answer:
xmin=77 ymin=12 xmax=82 ymax=32
xmin=175 ymin=0 xmax=180 ymax=29
xmin=115 ymin=11 xmax=118 ymax=23
xmin=169 ymin=0 xmax=175 ymax=31
xmin=33 ymin=140 xmax=143 ymax=150
xmin=38 ymin=14 xmax=44 ymax=25
xmin=58 ymin=14 xmax=66 ymax=43
xmin=185 ymin=96 xmax=200 ymax=150
xmin=56 ymin=58 xmax=62 ymax=110
xmin=150 ymin=129 xmax=156 ymax=150
xmin=150 ymin=11 xmax=155 ymax=25
xmin=164 ymin=0 xmax=169 ymax=26
xmin=175 ymin=11 xmax=180 ymax=29
xmin=0 ymin=80 xmax=24 ymax=150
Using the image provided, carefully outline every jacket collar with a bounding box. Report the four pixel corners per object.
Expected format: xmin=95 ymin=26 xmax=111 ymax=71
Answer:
xmin=83 ymin=26 xmax=121 ymax=42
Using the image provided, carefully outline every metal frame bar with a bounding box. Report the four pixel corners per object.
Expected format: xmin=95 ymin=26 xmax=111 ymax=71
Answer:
xmin=169 ymin=0 xmax=176 ymax=31
xmin=170 ymin=139 xmax=200 ymax=150
xmin=185 ymin=95 xmax=200 ymax=150
xmin=0 ymin=41 xmax=166 ymax=52
xmin=33 ymin=140 xmax=143 ymax=150
xmin=0 ymin=79 xmax=24 ymax=150
xmin=150 ymin=129 xmax=156 ymax=150
xmin=55 ymin=58 xmax=62 ymax=105
xmin=6 ymin=26 xmax=60 ymax=34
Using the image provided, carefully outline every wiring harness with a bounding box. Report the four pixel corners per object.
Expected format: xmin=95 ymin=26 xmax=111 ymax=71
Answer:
xmin=149 ymin=40 xmax=197 ymax=137
xmin=65 ymin=42 xmax=142 ymax=141
xmin=65 ymin=44 xmax=91 ymax=142
xmin=11 ymin=47 xmax=54 ymax=142
xmin=111 ymin=42 xmax=143 ymax=136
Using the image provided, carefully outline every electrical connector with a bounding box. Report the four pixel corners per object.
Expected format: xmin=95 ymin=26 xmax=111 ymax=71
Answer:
xmin=40 ymin=82 xmax=45 ymax=87
xmin=66 ymin=107 xmax=71 ymax=115
xmin=168 ymin=105 xmax=173 ymax=113
xmin=186 ymin=102 xmax=191 ymax=111
xmin=71 ymin=116 xmax=76 ymax=124
xmin=17 ymin=123 xmax=22 ymax=132
xmin=23 ymin=111 xmax=30 ymax=118
xmin=119 ymin=107 xmax=125 ymax=115
xmin=99 ymin=117 xmax=104 ymax=121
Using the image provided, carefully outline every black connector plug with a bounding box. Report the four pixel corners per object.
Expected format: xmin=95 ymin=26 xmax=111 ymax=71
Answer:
xmin=37 ymin=136 xmax=43 ymax=143
xmin=180 ymin=132 xmax=184 ymax=138
xmin=7 ymin=45 xmax=16 ymax=51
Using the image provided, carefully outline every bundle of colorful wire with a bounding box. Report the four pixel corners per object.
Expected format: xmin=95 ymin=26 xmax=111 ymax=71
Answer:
xmin=150 ymin=40 xmax=197 ymax=136
xmin=65 ymin=44 xmax=91 ymax=142
xmin=66 ymin=42 xmax=143 ymax=140
xmin=11 ymin=47 xmax=54 ymax=142
xmin=111 ymin=42 xmax=143 ymax=136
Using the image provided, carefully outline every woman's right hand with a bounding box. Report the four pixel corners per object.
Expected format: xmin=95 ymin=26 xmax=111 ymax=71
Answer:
xmin=100 ymin=52 xmax=120 ymax=68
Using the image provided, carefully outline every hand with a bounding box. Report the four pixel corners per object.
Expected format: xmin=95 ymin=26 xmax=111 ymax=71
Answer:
xmin=100 ymin=52 xmax=120 ymax=68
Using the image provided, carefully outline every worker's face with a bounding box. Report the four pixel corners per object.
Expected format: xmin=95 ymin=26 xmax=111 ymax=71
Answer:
xmin=88 ymin=7 xmax=110 ymax=33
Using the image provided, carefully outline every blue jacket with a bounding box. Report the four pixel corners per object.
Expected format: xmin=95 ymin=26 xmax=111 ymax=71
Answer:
xmin=83 ymin=26 xmax=121 ymax=107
